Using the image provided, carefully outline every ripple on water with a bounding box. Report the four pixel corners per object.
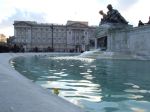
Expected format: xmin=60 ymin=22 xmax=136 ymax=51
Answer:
xmin=49 ymin=69 xmax=57 ymax=72
xmin=12 ymin=55 xmax=150 ymax=112
xmin=124 ymin=89 xmax=150 ymax=94
xmin=80 ymin=72 xmax=89 ymax=75
xmin=87 ymin=69 xmax=92 ymax=73
xmin=60 ymin=74 xmax=68 ymax=77
xmin=83 ymin=74 xmax=95 ymax=80
xmin=62 ymin=69 xmax=67 ymax=71
xmin=41 ymin=76 xmax=61 ymax=79
xmin=53 ymin=72 xmax=64 ymax=75
xmin=90 ymin=65 xmax=96 ymax=68
xmin=79 ymin=66 xmax=84 ymax=68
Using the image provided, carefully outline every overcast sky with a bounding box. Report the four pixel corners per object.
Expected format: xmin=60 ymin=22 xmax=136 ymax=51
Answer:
xmin=0 ymin=0 xmax=149 ymax=37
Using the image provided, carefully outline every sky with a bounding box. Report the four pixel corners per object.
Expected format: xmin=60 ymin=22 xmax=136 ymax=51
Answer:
xmin=0 ymin=0 xmax=149 ymax=37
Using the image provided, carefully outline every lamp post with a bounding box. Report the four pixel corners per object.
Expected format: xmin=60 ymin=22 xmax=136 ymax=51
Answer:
xmin=50 ymin=24 xmax=54 ymax=52
xmin=81 ymin=36 xmax=85 ymax=52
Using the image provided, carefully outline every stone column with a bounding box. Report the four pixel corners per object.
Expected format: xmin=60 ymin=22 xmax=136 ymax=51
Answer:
xmin=95 ymin=38 xmax=97 ymax=49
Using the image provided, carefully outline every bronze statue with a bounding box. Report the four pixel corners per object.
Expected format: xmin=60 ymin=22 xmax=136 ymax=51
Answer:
xmin=138 ymin=20 xmax=144 ymax=26
xmin=99 ymin=4 xmax=128 ymax=25
xmin=147 ymin=16 xmax=150 ymax=24
xmin=99 ymin=10 xmax=108 ymax=24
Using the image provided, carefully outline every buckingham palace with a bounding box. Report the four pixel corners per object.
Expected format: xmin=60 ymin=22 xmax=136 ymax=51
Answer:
xmin=13 ymin=20 xmax=97 ymax=52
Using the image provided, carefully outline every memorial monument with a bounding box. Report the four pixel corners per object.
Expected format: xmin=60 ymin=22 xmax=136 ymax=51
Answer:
xmin=82 ymin=4 xmax=150 ymax=60
xmin=96 ymin=4 xmax=131 ymax=51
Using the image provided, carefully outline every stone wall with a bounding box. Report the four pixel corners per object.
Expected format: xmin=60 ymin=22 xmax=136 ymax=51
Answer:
xmin=107 ymin=25 xmax=150 ymax=56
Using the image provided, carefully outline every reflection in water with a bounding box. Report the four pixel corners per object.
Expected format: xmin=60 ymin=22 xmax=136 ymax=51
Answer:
xmin=12 ymin=55 xmax=150 ymax=112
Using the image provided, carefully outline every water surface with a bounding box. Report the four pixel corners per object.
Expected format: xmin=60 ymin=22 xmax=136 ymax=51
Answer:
xmin=12 ymin=54 xmax=150 ymax=112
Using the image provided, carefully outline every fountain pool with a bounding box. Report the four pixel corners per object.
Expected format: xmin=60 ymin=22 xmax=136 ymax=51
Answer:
xmin=12 ymin=54 xmax=150 ymax=112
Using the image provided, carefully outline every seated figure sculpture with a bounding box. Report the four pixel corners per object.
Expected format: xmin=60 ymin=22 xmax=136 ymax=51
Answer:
xmin=99 ymin=10 xmax=107 ymax=24
xmin=147 ymin=16 xmax=150 ymax=24
xmin=99 ymin=4 xmax=128 ymax=25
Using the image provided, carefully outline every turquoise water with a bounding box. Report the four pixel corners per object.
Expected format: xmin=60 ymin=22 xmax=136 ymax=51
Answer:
xmin=12 ymin=54 xmax=150 ymax=112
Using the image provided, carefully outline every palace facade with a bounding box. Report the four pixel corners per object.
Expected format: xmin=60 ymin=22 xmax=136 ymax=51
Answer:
xmin=13 ymin=21 xmax=97 ymax=52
